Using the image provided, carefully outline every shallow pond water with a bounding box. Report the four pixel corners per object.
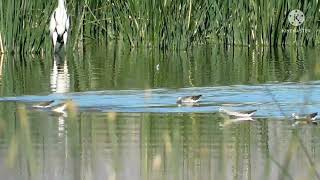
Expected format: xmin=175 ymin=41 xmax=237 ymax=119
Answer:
xmin=0 ymin=45 xmax=320 ymax=179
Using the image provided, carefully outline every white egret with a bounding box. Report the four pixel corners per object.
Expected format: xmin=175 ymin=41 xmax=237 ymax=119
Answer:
xmin=49 ymin=0 xmax=70 ymax=52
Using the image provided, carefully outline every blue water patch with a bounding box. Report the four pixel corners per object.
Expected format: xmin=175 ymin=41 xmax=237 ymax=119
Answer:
xmin=0 ymin=82 xmax=319 ymax=118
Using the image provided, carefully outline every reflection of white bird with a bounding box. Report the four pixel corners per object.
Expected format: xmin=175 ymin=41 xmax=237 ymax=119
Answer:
xmin=51 ymin=53 xmax=70 ymax=93
xmin=49 ymin=0 xmax=70 ymax=52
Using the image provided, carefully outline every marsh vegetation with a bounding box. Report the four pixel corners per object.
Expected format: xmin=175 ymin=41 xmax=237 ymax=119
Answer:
xmin=1 ymin=0 xmax=320 ymax=54
xmin=1 ymin=1 xmax=320 ymax=179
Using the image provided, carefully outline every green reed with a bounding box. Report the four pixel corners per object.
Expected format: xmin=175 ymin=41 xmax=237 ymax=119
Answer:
xmin=0 ymin=0 xmax=320 ymax=54
xmin=0 ymin=0 xmax=54 ymax=55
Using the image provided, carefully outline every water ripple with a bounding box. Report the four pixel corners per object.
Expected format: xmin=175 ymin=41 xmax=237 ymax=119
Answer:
xmin=0 ymin=82 xmax=319 ymax=118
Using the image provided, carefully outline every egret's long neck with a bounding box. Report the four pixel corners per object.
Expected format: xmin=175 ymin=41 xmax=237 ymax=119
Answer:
xmin=58 ymin=0 xmax=65 ymax=8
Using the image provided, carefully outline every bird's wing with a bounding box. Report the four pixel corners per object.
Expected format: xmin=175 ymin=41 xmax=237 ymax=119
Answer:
xmin=33 ymin=100 xmax=55 ymax=108
xmin=49 ymin=10 xmax=57 ymax=35
xmin=40 ymin=100 xmax=55 ymax=107
xmin=241 ymin=110 xmax=257 ymax=115
xmin=66 ymin=14 xmax=70 ymax=31
xmin=191 ymin=95 xmax=202 ymax=101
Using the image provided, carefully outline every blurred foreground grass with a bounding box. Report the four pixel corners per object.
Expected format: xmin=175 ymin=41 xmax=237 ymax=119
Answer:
xmin=0 ymin=102 xmax=320 ymax=179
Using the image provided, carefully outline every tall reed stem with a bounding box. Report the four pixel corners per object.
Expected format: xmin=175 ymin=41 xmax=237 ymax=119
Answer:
xmin=0 ymin=33 xmax=4 ymax=54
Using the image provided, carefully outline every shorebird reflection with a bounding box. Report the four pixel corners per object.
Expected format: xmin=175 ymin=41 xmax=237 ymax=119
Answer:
xmin=51 ymin=53 xmax=70 ymax=93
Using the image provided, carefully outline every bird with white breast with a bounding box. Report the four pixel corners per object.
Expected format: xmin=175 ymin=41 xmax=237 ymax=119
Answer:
xmin=49 ymin=0 xmax=70 ymax=52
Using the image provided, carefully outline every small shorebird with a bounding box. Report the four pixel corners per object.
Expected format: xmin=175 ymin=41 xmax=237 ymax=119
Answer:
xmin=219 ymin=107 xmax=257 ymax=118
xmin=32 ymin=100 xmax=55 ymax=108
xmin=49 ymin=0 xmax=70 ymax=52
xmin=292 ymin=112 xmax=318 ymax=125
xmin=219 ymin=108 xmax=256 ymax=127
xmin=176 ymin=95 xmax=202 ymax=105
xmin=32 ymin=100 xmax=68 ymax=115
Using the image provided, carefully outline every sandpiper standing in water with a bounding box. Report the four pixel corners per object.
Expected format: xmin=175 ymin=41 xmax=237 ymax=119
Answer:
xmin=176 ymin=95 xmax=202 ymax=106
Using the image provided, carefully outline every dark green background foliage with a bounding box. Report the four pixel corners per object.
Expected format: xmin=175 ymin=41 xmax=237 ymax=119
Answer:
xmin=0 ymin=0 xmax=320 ymax=54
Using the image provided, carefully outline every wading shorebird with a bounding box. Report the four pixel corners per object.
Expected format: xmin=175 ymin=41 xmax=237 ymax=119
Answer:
xmin=176 ymin=95 xmax=202 ymax=105
xmin=292 ymin=112 xmax=318 ymax=125
xmin=33 ymin=100 xmax=68 ymax=115
xmin=32 ymin=100 xmax=55 ymax=108
xmin=49 ymin=0 xmax=70 ymax=52
xmin=219 ymin=107 xmax=257 ymax=118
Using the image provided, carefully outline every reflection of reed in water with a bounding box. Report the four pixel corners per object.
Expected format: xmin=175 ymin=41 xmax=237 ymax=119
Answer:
xmin=0 ymin=54 xmax=4 ymax=81
xmin=0 ymin=33 xmax=4 ymax=54
xmin=50 ymin=53 xmax=70 ymax=93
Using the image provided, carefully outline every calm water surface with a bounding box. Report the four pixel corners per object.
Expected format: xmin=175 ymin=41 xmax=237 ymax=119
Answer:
xmin=1 ymin=45 xmax=320 ymax=179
